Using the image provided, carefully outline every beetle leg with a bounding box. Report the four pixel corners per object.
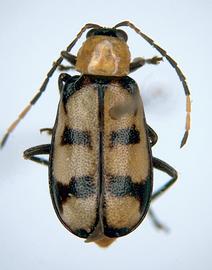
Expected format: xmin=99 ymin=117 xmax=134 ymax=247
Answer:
xmin=40 ymin=128 xmax=53 ymax=135
xmin=56 ymin=51 xmax=76 ymax=71
xmin=0 ymin=23 xmax=101 ymax=148
xmin=57 ymin=64 xmax=75 ymax=71
xmin=61 ymin=51 xmax=77 ymax=66
xmin=152 ymin=157 xmax=178 ymax=201
xmin=53 ymin=52 xmax=76 ymax=71
xmin=23 ymin=144 xmax=51 ymax=166
xmin=148 ymin=157 xmax=177 ymax=231
xmin=58 ymin=73 xmax=72 ymax=93
xmin=148 ymin=208 xmax=169 ymax=232
xmin=147 ymin=124 xmax=158 ymax=147
xmin=129 ymin=56 xmax=162 ymax=73
xmin=53 ymin=62 xmax=75 ymax=71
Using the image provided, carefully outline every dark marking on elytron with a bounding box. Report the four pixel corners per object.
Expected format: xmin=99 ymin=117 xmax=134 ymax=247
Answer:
xmin=107 ymin=175 xmax=134 ymax=197
xmin=107 ymin=175 xmax=148 ymax=199
xmin=53 ymin=176 xmax=96 ymax=211
xmin=61 ymin=127 xmax=92 ymax=148
xmin=119 ymin=76 xmax=138 ymax=95
xmin=104 ymin=225 xmax=130 ymax=237
xmin=54 ymin=181 xmax=69 ymax=212
xmin=110 ymin=125 xmax=140 ymax=147
xmin=69 ymin=176 xmax=96 ymax=198
xmin=74 ymin=228 xmax=90 ymax=238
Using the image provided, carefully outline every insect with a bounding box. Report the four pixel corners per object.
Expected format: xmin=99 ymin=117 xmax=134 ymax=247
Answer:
xmin=0 ymin=21 xmax=191 ymax=248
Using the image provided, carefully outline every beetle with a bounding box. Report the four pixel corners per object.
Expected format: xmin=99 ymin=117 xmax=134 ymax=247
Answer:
xmin=0 ymin=21 xmax=191 ymax=248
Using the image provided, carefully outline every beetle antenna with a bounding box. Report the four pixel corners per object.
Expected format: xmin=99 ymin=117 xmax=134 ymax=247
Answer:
xmin=114 ymin=21 xmax=191 ymax=147
xmin=0 ymin=23 xmax=101 ymax=148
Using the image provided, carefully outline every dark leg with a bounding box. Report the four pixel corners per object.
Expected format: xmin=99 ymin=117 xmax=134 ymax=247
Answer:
xmin=0 ymin=23 xmax=101 ymax=148
xmin=147 ymin=124 xmax=158 ymax=147
xmin=58 ymin=73 xmax=72 ymax=93
xmin=57 ymin=64 xmax=75 ymax=71
xmin=40 ymin=128 xmax=53 ymax=135
xmin=56 ymin=52 xmax=77 ymax=71
xmin=61 ymin=51 xmax=77 ymax=65
xmin=130 ymin=56 xmax=162 ymax=73
xmin=53 ymin=63 xmax=75 ymax=71
xmin=152 ymin=157 xmax=178 ymax=201
xmin=149 ymin=157 xmax=178 ymax=231
xmin=23 ymin=144 xmax=51 ymax=166
xmin=148 ymin=208 xmax=169 ymax=232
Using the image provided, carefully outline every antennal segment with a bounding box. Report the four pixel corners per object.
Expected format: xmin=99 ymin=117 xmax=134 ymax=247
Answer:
xmin=0 ymin=23 xmax=101 ymax=148
xmin=114 ymin=21 xmax=191 ymax=147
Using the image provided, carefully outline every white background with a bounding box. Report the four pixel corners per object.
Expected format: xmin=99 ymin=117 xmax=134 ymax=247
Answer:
xmin=0 ymin=0 xmax=211 ymax=269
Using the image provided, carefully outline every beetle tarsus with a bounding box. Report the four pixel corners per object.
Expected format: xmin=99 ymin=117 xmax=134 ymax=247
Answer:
xmin=148 ymin=208 xmax=170 ymax=233
xmin=130 ymin=56 xmax=162 ymax=73
xmin=146 ymin=56 xmax=163 ymax=65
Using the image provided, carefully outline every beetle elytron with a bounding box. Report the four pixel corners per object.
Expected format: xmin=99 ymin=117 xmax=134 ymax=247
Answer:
xmin=0 ymin=21 xmax=191 ymax=247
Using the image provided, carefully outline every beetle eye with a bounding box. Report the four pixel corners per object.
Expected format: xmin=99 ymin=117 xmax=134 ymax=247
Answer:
xmin=86 ymin=28 xmax=103 ymax=38
xmin=116 ymin=30 xmax=128 ymax=42
xmin=86 ymin=28 xmax=128 ymax=42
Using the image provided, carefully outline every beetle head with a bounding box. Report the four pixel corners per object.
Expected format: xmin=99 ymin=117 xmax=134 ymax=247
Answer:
xmin=76 ymin=28 xmax=131 ymax=76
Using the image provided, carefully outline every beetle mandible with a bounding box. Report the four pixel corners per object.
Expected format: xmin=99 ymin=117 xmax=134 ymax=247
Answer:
xmin=0 ymin=21 xmax=191 ymax=248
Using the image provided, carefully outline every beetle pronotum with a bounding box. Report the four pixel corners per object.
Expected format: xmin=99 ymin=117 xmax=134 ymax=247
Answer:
xmin=1 ymin=21 xmax=191 ymax=247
